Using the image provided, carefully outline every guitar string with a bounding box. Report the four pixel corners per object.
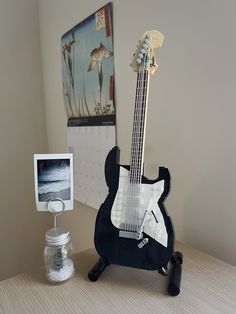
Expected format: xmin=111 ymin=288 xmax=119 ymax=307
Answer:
xmin=132 ymin=56 xmax=146 ymax=229
xmin=137 ymin=61 xmax=145 ymax=228
xmin=127 ymin=66 xmax=138 ymax=230
xmin=126 ymin=48 xmax=149 ymax=231
xmin=135 ymin=59 xmax=145 ymax=229
xmin=133 ymin=66 xmax=142 ymax=229
xmin=137 ymin=58 xmax=147 ymax=228
xmin=130 ymin=59 xmax=141 ymax=230
xmin=135 ymin=54 xmax=149 ymax=228
xmin=130 ymin=62 xmax=140 ymax=229
xmin=128 ymin=67 xmax=140 ymax=230
xmin=128 ymin=64 xmax=141 ymax=230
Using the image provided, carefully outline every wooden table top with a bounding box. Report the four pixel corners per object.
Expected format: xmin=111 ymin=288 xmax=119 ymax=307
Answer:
xmin=0 ymin=242 xmax=236 ymax=313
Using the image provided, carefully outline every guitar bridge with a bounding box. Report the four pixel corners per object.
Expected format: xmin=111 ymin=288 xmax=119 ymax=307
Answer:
xmin=119 ymin=230 xmax=143 ymax=240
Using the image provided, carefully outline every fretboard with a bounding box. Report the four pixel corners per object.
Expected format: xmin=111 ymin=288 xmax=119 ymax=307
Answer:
xmin=130 ymin=69 xmax=150 ymax=184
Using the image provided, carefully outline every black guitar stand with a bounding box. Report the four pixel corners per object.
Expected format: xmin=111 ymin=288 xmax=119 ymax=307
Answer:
xmin=88 ymin=257 xmax=110 ymax=282
xmin=88 ymin=251 xmax=183 ymax=296
xmin=167 ymin=251 xmax=183 ymax=296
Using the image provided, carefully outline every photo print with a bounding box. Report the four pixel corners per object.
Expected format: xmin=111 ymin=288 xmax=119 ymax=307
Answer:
xmin=34 ymin=154 xmax=73 ymax=211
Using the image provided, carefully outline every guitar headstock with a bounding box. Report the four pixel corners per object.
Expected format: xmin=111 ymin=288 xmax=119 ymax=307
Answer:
xmin=131 ymin=30 xmax=164 ymax=75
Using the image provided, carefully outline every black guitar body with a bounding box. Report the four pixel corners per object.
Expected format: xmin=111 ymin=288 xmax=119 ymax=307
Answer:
xmin=94 ymin=146 xmax=174 ymax=271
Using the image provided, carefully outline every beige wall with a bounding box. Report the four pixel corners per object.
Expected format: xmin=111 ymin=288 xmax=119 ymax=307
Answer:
xmin=38 ymin=0 xmax=236 ymax=265
xmin=0 ymin=0 xmax=51 ymax=280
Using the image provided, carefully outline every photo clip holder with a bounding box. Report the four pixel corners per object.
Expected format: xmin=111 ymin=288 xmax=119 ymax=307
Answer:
xmin=47 ymin=197 xmax=65 ymax=228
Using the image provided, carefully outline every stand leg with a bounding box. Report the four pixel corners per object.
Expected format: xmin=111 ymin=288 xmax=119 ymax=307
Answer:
xmin=167 ymin=251 xmax=183 ymax=296
xmin=88 ymin=257 xmax=109 ymax=282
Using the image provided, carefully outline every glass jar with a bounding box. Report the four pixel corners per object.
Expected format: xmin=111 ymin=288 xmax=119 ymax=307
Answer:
xmin=44 ymin=227 xmax=75 ymax=283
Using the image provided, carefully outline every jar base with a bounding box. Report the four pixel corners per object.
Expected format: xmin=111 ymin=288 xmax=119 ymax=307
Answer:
xmin=46 ymin=258 xmax=75 ymax=284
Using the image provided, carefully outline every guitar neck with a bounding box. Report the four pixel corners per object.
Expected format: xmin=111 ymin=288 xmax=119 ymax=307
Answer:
xmin=130 ymin=69 xmax=150 ymax=184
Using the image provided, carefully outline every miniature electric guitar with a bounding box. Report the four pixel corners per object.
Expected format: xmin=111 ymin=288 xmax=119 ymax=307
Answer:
xmin=91 ymin=30 xmax=174 ymax=273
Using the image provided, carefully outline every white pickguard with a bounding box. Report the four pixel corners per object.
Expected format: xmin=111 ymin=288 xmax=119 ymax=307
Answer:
xmin=111 ymin=167 xmax=168 ymax=247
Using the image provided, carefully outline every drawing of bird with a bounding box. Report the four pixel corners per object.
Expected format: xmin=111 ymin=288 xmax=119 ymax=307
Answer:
xmin=88 ymin=42 xmax=113 ymax=101
xmin=88 ymin=43 xmax=113 ymax=72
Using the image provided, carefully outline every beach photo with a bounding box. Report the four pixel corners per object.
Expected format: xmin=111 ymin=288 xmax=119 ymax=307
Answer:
xmin=37 ymin=158 xmax=71 ymax=202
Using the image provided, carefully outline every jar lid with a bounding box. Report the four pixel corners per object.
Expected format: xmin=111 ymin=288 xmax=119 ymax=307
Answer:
xmin=45 ymin=227 xmax=71 ymax=246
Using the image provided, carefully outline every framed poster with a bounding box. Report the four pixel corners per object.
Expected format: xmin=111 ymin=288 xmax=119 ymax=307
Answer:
xmin=61 ymin=2 xmax=115 ymax=126
xmin=61 ymin=3 xmax=116 ymax=209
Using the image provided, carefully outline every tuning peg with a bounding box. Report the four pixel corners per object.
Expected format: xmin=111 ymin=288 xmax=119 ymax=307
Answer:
xmin=136 ymin=58 xmax=142 ymax=64
xmin=141 ymin=48 xmax=146 ymax=54
xmin=138 ymin=54 xmax=143 ymax=59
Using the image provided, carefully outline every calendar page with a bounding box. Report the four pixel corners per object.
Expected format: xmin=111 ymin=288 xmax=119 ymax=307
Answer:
xmin=68 ymin=125 xmax=116 ymax=209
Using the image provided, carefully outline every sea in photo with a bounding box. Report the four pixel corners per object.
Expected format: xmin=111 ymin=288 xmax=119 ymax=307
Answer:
xmin=38 ymin=159 xmax=71 ymax=201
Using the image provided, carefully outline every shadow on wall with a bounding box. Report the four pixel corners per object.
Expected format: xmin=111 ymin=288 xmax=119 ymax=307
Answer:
xmin=57 ymin=200 xmax=97 ymax=254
